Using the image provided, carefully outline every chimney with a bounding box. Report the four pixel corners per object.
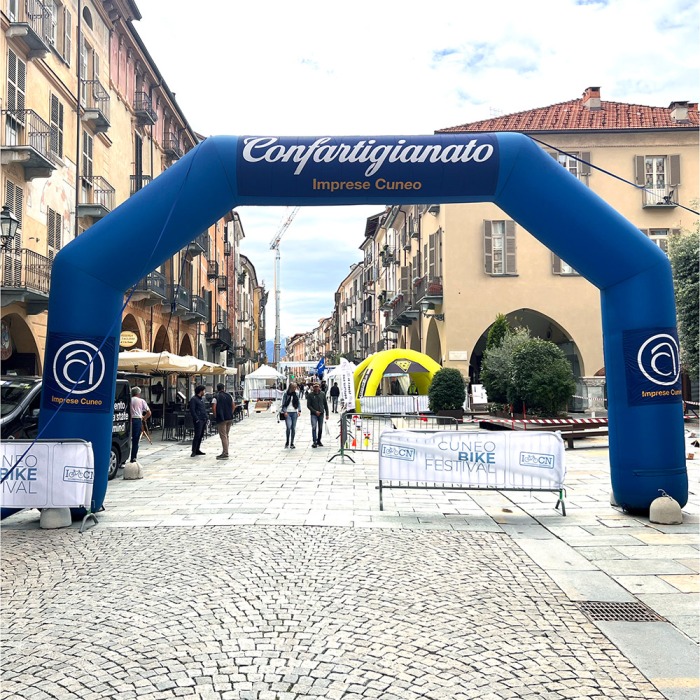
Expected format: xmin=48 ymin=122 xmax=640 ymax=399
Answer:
xmin=582 ymin=86 xmax=601 ymax=111
xmin=669 ymin=101 xmax=689 ymax=122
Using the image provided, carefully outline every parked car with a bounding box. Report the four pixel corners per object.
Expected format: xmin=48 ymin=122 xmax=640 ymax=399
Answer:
xmin=0 ymin=375 xmax=131 ymax=480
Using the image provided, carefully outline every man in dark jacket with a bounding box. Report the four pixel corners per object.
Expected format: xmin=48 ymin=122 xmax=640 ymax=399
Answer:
xmin=189 ymin=385 xmax=208 ymax=457
xmin=329 ymin=381 xmax=340 ymax=413
xmin=211 ymin=383 xmax=234 ymax=460
xmin=306 ymin=383 xmax=329 ymax=448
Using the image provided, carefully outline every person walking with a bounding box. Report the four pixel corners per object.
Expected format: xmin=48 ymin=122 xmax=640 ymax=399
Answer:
xmin=189 ymin=384 xmax=208 ymax=457
xmin=306 ymin=383 xmax=329 ymax=448
xmin=281 ymin=382 xmax=301 ymax=448
xmin=129 ymin=387 xmax=150 ymax=463
xmin=329 ymin=381 xmax=340 ymax=413
xmin=211 ymin=382 xmax=234 ymax=460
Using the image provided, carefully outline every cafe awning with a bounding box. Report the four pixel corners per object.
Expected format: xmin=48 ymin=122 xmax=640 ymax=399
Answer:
xmin=117 ymin=350 xmax=235 ymax=375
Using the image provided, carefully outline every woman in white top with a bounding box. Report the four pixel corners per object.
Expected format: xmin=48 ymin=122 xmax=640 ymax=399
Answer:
xmin=280 ymin=382 xmax=300 ymax=449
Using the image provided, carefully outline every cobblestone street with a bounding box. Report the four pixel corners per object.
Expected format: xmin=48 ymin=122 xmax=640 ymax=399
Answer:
xmin=2 ymin=411 xmax=698 ymax=699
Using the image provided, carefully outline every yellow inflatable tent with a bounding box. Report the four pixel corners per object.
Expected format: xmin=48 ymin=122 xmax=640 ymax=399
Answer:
xmin=353 ymin=349 xmax=441 ymax=412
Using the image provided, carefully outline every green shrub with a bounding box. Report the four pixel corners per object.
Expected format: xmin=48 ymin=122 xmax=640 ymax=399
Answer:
xmin=669 ymin=227 xmax=699 ymax=377
xmin=486 ymin=313 xmax=512 ymax=349
xmin=510 ymin=338 xmax=576 ymax=416
xmin=480 ymin=328 xmax=530 ymax=404
xmin=428 ymin=368 xmax=466 ymax=412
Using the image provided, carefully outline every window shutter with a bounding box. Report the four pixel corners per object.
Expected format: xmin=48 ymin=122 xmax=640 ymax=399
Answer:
xmin=580 ymin=152 xmax=591 ymax=177
xmin=669 ymin=155 xmax=681 ymax=186
xmin=436 ymin=227 xmax=443 ymax=277
xmin=551 ymin=253 xmax=562 ymax=274
xmin=50 ymin=94 xmax=64 ymax=158
xmin=428 ymin=233 xmax=436 ymax=279
xmin=483 ymin=221 xmax=493 ymax=274
xmin=47 ymin=208 xmax=62 ymax=251
xmin=505 ymin=220 xmax=516 ymax=274
xmin=634 ymin=156 xmax=645 ymax=185
xmin=63 ymin=9 xmax=72 ymax=64
xmin=7 ymin=49 xmax=26 ymax=113
xmin=400 ymin=266 xmax=409 ymax=296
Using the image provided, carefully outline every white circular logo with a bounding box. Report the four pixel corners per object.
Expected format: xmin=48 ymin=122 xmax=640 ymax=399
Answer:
xmin=53 ymin=340 xmax=106 ymax=395
xmin=637 ymin=333 xmax=680 ymax=386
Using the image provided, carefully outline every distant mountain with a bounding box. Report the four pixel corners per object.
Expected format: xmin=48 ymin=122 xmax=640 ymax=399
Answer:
xmin=265 ymin=338 xmax=286 ymax=361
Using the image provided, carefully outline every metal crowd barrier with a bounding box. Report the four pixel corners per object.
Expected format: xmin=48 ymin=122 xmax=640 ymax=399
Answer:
xmin=328 ymin=411 xmax=461 ymax=463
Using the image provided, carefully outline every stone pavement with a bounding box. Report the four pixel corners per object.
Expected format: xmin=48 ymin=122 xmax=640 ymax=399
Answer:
xmin=1 ymin=410 xmax=698 ymax=700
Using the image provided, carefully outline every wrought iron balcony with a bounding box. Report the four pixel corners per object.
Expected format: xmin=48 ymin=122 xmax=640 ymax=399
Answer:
xmin=131 ymin=270 xmax=166 ymax=306
xmin=643 ymin=187 xmax=678 ymax=208
xmin=0 ymin=248 xmax=52 ymax=314
xmin=1 ymin=109 xmax=58 ymax=180
xmin=207 ymin=260 xmax=219 ymax=279
xmin=182 ymin=294 xmax=208 ymax=322
xmin=224 ymin=241 xmax=232 ymax=257
xmin=413 ymin=275 xmax=443 ymax=305
xmin=379 ymin=246 xmax=397 ymax=266
xmin=217 ymin=275 xmax=228 ymax=292
xmin=184 ymin=230 xmax=208 ymax=257
xmin=81 ymin=78 xmax=110 ymax=132
xmin=77 ymin=176 xmax=115 ymax=219
xmin=6 ymin=0 xmax=52 ymax=58
xmin=207 ymin=322 xmax=232 ymax=349
xmin=165 ymin=283 xmax=190 ymax=316
xmin=130 ymin=174 xmax=153 ymax=196
xmin=134 ymin=91 xmax=157 ymax=125
xmin=163 ymin=132 xmax=182 ymax=160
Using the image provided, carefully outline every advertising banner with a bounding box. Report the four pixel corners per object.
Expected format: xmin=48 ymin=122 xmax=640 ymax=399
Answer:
xmin=236 ymin=135 xmax=500 ymax=200
xmin=337 ymin=358 xmax=356 ymax=408
xmin=379 ymin=430 xmax=565 ymax=490
xmin=0 ymin=440 xmax=94 ymax=509
xmin=42 ymin=333 xmax=116 ymax=414
xmin=623 ymin=327 xmax=682 ymax=406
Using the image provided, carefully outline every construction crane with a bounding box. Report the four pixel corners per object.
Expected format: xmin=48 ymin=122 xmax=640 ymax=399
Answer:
xmin=269 ymin=206 xmax=300 ymax=365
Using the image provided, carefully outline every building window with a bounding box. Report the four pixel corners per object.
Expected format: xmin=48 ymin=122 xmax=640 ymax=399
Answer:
xmin=47 ymin=207 xmax=62 ymax=259
xmin=635 ymin=155 xmax=681 ymax=206
xmin=47 ymin=3 xmax=72 ymax=64
xmin=550 ymin=151 xmax=591 ymax=181
xmin=640 ymin=228 xmax=680 ymax=255
xmin=7 ymin=49 xmax=26 ymax=114
xmin=551 ymin=254 xmax=579 ymax=276
xmin=4 ymin=180 xmax=23 ymax=234
xmin=82 ymin=131 xmax=93 ymax=178
xmin=50 ymin=93 xmax=64 ymax=158
xmin=484 ymin=220 xmax=516 ymax=275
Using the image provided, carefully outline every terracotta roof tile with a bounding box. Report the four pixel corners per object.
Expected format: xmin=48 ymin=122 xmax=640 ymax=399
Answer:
xmin=437 ymin=98 xmax=699 ymax=133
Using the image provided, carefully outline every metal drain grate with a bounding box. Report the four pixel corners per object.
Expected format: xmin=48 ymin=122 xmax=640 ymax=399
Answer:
xmin=577 ymin=601 xmax=666 ymax=622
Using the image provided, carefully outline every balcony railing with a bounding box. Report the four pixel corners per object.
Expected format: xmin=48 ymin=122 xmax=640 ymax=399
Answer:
xmin=130 ymin=174 xmax=153 ymax=196
xmin=217 ymin=275 xmax=228 ymax=292
xmin=6 ymin=0 xmax=52 ymax=56
xmin=224 ymin=241 xmax=232 ymax=257
xmin=1 ymin=248 xmax=52 ymax=313
xmin=183 ymin=294 xmax=208 ymax=322
xmin=379 ymin=246 xmax=397 ymax=266
xmin=207 ymin=260 xmax=219 ymax=279
xmin=1 ymin=109 xmax=57 ymax=180
xmin=167 ymin=283 xmax=190 ymax=315
xmin=413 ymin=275 xmax=443 ymax=304
xmin=132 ymin=270 xmax=166 ymax=305
xmin=133 ymin=91 xmax=157 ymax=125
xmin=77 ymin=176 xmax=115 ymax=218
xmin=81 ymin=78 xmax=110 ymax=132
xmin=643 ymin=187 xmax=678 ymax=208
xmin=207 ymin=322 xmax=232 ymax=348
xmin=163 ymin=132 xmax=183 ymax=159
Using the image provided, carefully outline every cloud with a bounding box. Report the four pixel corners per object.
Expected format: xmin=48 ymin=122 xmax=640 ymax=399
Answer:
xmin=134 ymin=0 xmax=698 ymax=340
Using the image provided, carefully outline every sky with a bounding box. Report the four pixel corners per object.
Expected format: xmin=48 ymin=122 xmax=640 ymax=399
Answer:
xmin=133 ymin=0 xmax=698 ymax=339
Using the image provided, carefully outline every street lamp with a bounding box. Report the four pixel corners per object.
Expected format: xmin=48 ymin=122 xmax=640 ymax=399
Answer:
xmin=0 ymin=204 xmax=19 ymax=250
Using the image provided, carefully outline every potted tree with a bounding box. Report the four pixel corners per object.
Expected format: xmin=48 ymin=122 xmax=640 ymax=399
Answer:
xmin=428 ymin=368 xmax=466 ymax=423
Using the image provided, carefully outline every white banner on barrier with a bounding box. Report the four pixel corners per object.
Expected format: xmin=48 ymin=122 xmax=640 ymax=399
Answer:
xmin=0 ymin=441 xmax=95 ymax=509
xmin=378 ymin=430 xmax=565 ymax=490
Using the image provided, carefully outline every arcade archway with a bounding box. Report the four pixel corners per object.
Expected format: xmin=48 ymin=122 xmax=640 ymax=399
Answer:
xmin=36 ymin=132 xmax=687 ymax=513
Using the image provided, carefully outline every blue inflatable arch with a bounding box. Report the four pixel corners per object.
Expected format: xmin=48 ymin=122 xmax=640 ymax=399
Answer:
xmin=40 ymin=132 xmax=687 ymax=513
